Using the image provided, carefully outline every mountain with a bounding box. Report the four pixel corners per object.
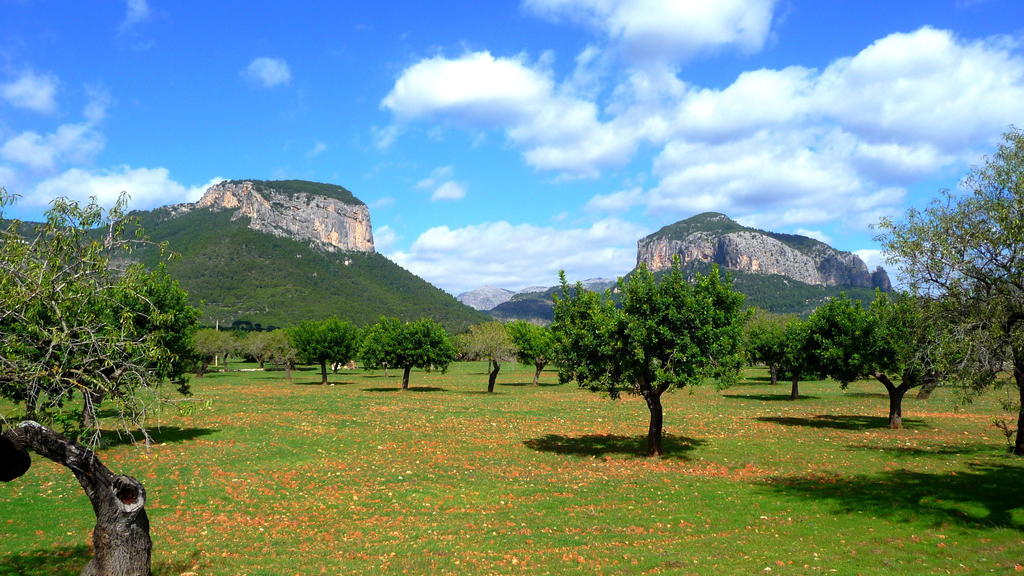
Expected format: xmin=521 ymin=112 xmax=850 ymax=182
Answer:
xmin=456 ymin=286 xmax=515 ymax=310
xmin=637 ymin=212 xmax=891 ymax=290
xmin=131 ymin=180 xmax=487 ymax=331
xmin=480 ymin=215 xmax=891 ymax=322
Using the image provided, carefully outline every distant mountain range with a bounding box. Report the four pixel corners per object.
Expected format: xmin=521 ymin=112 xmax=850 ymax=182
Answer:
xmin=461 ymin=212 xmax=890 ymax=322
xmin=129 ymin=180 xmax=487 ymax=331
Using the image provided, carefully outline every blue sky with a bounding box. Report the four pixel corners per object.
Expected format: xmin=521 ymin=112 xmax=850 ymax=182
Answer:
xmin=2 ymin=1 xmax=1023 ymax=294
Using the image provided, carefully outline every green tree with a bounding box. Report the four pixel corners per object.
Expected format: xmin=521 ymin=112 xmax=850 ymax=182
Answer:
xmin=263 ymin=330 xmax=298 ymax=379
xmin=779 ymin=317 xmax=816 ymax=400
xmin=288 ymin=318 xmax=361 ymax=385
xmin=806 ymin=293 xmax=938 ymax=428
xmin=506 ymin=320 xmax=556 ymax=386
xmin=0 ymin=190 xmax=199 ymax=576
xmin=192 ymin=328 xmax=234 ymax=376
xmin=744 ymin=309 xmax=790 ymax=386
xmin=463 ymin=322 xmax=517 ymax=393
xmin=552 ymin=262 xmax=746 ymax=457
xmin=878 ymin=128 xmax=1024 ymax=450
xmin=360 ymin=317 xmax=457 ymax=390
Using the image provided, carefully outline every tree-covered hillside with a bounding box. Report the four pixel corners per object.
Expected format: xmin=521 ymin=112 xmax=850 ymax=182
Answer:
xmin=130 ymin=207 xmax=487 ymax=331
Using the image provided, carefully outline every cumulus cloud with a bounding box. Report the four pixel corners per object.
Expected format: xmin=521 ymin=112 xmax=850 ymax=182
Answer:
xmin=415 ymin=166 xmax=468 ymax=201
xmin=373 ymin=225 xmax=398 ymax=252
xmin=383 ymin=51 xmax=636 ymax=176
xmin=388 ymin=218 xmax=649 ymax=294
xmin=523 ymin=0 xmax=778 ymax=64
xmin=1 ymin=71 xmax=59 ymax=114
xmin=242 ymin=57 xmax=292 ymax=88
xmin=24 ymin=167 xmax=221 ymax=210
xmin=1 ymin=123 xmax=104 ymax=172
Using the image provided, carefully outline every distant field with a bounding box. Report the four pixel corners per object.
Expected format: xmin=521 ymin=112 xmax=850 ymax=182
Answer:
xmin=2 ymin=363 xmax=1023 ymax=575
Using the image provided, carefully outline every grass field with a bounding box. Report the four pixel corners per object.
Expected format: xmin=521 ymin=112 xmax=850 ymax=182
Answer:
xmin=2 ymin=362 xmax=1023 ymax=575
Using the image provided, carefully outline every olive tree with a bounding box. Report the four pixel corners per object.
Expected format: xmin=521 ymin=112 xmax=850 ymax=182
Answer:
xmin=552 ymin=261 xmax=746 ymax=457
xmin=878 ymin=128 xmax=1024 ymax=447
xmin=463 ymin=321 xmax=517 ymax=392
xmin=0 ymin=190 xmax=199 ymax=576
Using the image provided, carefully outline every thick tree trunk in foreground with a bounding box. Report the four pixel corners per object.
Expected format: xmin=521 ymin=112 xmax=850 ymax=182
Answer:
xmin=2 ymin=421 xmax=151 ymax=576
xmin=769 ymin=364 xmax=779 ymax=386
xmin=487 ymin=359 xmax=500 ymax=393
xmin=640 ymin=381 xmax=670 ymax=457
xmin=401 ymin=366 xmax=412 ymax=390
xmin=319 ymin=361 xmax=329 ymax=385
xmin=533 ymin=361 xmax=546 ymax=386
xmin=790 ymin=376 xmax=800 ymax=400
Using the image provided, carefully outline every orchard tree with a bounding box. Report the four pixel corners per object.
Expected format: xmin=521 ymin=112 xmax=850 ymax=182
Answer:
xmin=0 ymin=190 xmax=200 ymax=576
xmin=552 ymin=261 xmax=746 ymax=457
xmin=192 ymin=328 xmax=233 ymax=376
xmin=744 ymin=309 xmax=790 ymax=386
xmin=878 ymin=128 xmax=1024 ymax=451
xmin=506 ymin=320 xmax=556 ymax=386
xmin=806 ymin=293 xmax=938 ymax=429
xmin=263 ymin=330 xmax=298 ymax=379
xmin=463 ymin=321 xmax=517 ymax=392
xmin=288 ymin=318 xmax=361 ymax=385
xmin=360 ymin=317 xmax=457 ymax=389
xmin=779 ymin=317 xmax=817 ymax=400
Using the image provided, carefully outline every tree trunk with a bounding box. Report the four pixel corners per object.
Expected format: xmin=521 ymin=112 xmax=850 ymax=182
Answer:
xmin=915 ymin=377 xmax=939 ymax=399
xmin=82 ymin=390 xmax=97 ymax=429
xmin=533 ymin=361 xmax=545 ymax=386
xmin=643 ymin=390 xmax=664 ymax=457
xmin=487 ymin=359 xmax=500 ymax=393
xmin=873 ymin=372 xmax=913 ymax=430
xmin=401 ymin=365 xmax=411 ymax=390
xmin=769 ymin=364 xmax=779 ymax=386
xmin=285 ymin=362 xmax=293 ymax=383
xmin=195 ymin=361 xmax=208 ymax=378
xmin=320 ymin=361 xmax=329 ymax=385
xmin=1014 ymin=362 xmax=1024 ymax=456
xmin=790 ymin=375 xmax=799 ymax=399
xmin=25 ymin=385 xmax=39 ymax=420
xmin=2 ymin=421 xmax=152 ymax=576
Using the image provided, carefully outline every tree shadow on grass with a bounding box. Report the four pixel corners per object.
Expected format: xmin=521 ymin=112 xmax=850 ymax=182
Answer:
xmin=361 ymin=386 xmax=447 ymax=393
xmin=100 ymin=426 xmax=217 ymax=448
xmin=844 ymin=443 xmax=1001 ymax=458
xmin=722 ymin=394 xmax=820 ymax=401
xmin=523 ymin=433 xmax=704 ymax=459
xmin=756 ymin=415 xmax=927 ymax=431
xmin=0 ymin=545 xmax=199 ymax=576
xmin=763 ymin=462 xmax=1024 ymax=530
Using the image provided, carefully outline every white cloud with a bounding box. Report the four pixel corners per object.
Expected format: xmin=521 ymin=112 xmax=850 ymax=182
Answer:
xmin=242 ymin=57 xmax=292 ymax=88
xmin=120 ymin=0 xmax=151 ymax=32
xmin=384 ymin=51 xmax=636 ymax=176
xmin=388 ymin=218 xmax=649 ymax=294
xmin=585 ymin=186 xmax=644 ymax=212
xmin=415 ymin=166 xmax=467 ymax=201
xmin=25 ymin=167 xmax=220 ymax=210
xmin=382 ymin=51 xmax=550 ymax=124
xmin=431 ymin=181 xmax=467 ymax=201
xmin=1 ymin=123 xmax=104 ymax=172
xmin=374 ymin=225 xmax=398 ymax=252
xmin=306 ymin=140 xmax=327 ymax=158
xmin=523 ymin=0 xmax=778 ymax=64
xmin=854 ymin=249 xmax=886 ymax=271
xmin=1 ymin=71 xmax=59 ymax=114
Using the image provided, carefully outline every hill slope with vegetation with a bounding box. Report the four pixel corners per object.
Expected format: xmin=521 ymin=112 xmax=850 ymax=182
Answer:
xmin=130 ymin=204 xmax=487 ymax=331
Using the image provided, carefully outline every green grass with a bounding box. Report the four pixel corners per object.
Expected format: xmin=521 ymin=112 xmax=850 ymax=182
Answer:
xmin=3 ymin=364 xmax=1023 ymax=575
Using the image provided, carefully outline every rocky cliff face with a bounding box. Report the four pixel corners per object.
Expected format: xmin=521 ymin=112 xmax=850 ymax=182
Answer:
xmin=188 ymin=180 xmax=374 ymax=253
xmin=637 ymin=213 xmax=890 ymax=290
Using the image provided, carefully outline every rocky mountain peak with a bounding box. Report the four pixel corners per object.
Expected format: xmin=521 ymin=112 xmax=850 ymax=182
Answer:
xmin=191 ymin=179 xmax=374 ymax=253
xmin=637 ymin=212 xmax=890 ymax=290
